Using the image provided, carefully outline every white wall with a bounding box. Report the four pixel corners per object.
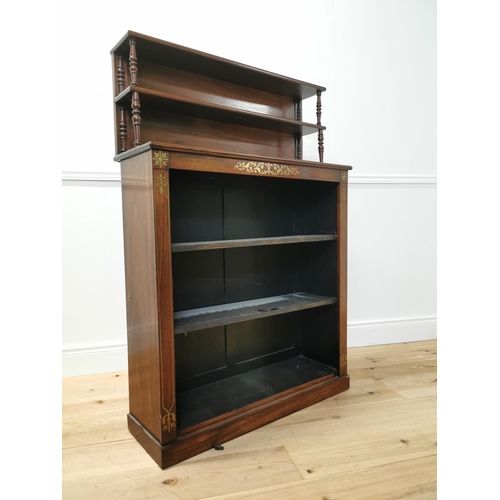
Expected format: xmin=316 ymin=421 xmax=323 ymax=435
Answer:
xmin=62 ymin=0 xmax=436 ymax=375
xmin=332 ymin=0 xmax=437 ymax=346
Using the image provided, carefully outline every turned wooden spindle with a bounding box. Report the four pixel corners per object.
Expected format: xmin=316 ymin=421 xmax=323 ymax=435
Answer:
xmin=316 ymin=90 xmax=324 ymax=162
xmin=294 ymin=99 xmax=302 ymax=159
xmin=129 ymin=37 xmax=138 ymax=86
xmin=295 ymin=98 xmax=302 ymax=122
xmin=119 ymin=106 xmax=127 ymax=152
xmin=316 ymin=90 xmax=322 ymax=125
xmin=295 ymin=136 xmax=302 ymax=160
xmin=117 ymin=56 xmax=125 ymax=93
xmin=131 ymin=92 xmax=141 ymax=146
xmin=318 ymin=130 xmax=324 ymax=162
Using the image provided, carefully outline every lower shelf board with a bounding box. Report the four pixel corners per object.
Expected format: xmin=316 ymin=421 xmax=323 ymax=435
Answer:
xmin=176 ymin=355 xmax=337 ymax=431
xmin=174 ymin=292 xmax=337 ymax=334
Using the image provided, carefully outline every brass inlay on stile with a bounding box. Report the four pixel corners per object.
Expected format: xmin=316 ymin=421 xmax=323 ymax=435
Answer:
xmin=162 ymin=402 xmax=176 ymax=432
xmin=234 ymin=161 xmax=299 ymax=177
xmin=340 ymin=351 xmax=347 ymax=369
xmin=153 ymin=151 xmax=168 ymax=168
xmin=155 ymin=173 xmax=168 ymax=195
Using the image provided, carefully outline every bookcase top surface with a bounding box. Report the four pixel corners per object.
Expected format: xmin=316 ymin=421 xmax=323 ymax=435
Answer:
xmin=111 ymin=31 xmax=326 ymax=100
xmin=114 ymin=141 xmax=352 ymax=171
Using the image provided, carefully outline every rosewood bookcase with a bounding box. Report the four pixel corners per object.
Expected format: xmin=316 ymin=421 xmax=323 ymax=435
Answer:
xmin=111 ymin=31 xmax=351 ymax=469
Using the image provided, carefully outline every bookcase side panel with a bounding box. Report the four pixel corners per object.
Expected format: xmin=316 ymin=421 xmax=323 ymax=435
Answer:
xmin=121 ymin=152 xmax=162 ymax=441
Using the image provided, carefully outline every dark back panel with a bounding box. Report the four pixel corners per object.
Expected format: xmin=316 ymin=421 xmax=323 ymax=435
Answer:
xmin=300 ymin=241 xmax=337 ymax=298
xmin=227 ymin=313 xmax=300 ymax=368
xmin=170 ymin=169 xmax=223 ymax=243
xmin=295 ymin=180 xmax=338 ymax=235
xmin=225 ymin=245 xmax=302 ymax=303
xmin=301 ymin=305 xmax=339 ymax=369
xmin=172 ymin=250 xmax=225 ymax=311
xmin=224 ymin=175 xmax=298 ymax=238
xmin=175 ymin=326 xmax=226 ymax=382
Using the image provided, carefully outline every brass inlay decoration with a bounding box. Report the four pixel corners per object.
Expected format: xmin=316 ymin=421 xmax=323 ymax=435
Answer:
xmin=340 ymin=351 xmax=347 ymax=369
xmin=153 ymin=151 xmax=168 ymax=168
xmin=162 ymin=402 xmax=176 ymax=432
xmin=234 ymin=161 xmax=299 ymax=177
xmin=340 ymin=171 xmax=348 ymax=202
xmin=155 ymin=173 xmax=168 ymax=195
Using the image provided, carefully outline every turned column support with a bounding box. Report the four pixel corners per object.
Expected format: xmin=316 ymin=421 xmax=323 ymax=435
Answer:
xmin=295 ymin=98 xmax=302 ymax=160
xmin=316 ymin=90 xmax=324 ymax=162
xmin=119 ymin=107 xmax=127 ymax=152
xmin=129 ymin=37 xmax=138 ymax=86
xmin=131 ymin=92 xmax=141 ymax=147
xmin=316 ymin=90 xmax=322 ymax=125
xmin=295 ymin=98 xmax=302 ymax=122
xmin=117 ymin=56 xmax=125 ymax=93
xmin=318 ymin=130 xmax=324 ymax=163
xmin=295 ymin=136 xmax=302 ymax=160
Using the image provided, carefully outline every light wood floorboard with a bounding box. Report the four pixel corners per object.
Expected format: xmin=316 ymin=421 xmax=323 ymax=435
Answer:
xmin=62 ymin=340 xmax=437 ymax=499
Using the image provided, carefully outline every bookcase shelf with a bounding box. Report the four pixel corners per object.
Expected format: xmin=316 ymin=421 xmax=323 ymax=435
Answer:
xmin=111 ymin=31 xmax=325 ymax=100
xmin=112 ymin=30 xmax=351 ymax=469
xmin=115 ymin=86 xmax=325 ymax=136
xmin=171 ymin=234 xmax=336 ymax=253
xmin=174 ymin=292 xmax=337 ymax=335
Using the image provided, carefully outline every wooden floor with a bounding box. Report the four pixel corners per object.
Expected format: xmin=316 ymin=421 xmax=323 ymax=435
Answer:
xmin=62 ymin=340 xmax=437 ymax=499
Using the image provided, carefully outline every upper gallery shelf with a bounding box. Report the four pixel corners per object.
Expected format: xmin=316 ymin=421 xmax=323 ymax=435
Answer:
xmin=110 ymin=31 xmax=325 ymax=100
xmin=115 ymin=86 xmax=325 ymax=136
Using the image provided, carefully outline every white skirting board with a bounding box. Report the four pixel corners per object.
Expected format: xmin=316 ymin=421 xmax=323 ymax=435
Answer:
xmin=347 ymin=316 xmax=437 ymax=348
xmin=62 ymin=316 xmax=437 ymax=377
xmin=62 ymin=344 xmax=128 ymax=378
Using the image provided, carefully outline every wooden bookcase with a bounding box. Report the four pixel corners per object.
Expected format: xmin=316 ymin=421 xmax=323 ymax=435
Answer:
xmin=111 ymin=31 xmax=351 ymax=469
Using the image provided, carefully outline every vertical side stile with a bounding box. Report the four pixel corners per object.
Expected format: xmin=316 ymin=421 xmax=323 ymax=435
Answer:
xmin=337 ymin=171 xmax=348 ymax=376
xmin=152 ymin=150 xmax=177 ymax=445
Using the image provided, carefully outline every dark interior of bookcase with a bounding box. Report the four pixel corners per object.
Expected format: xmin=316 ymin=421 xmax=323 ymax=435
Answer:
xmin=169 ymin=169 xmax=340 ymax=431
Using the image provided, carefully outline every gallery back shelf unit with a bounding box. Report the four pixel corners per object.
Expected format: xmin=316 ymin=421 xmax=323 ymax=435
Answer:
xmin=112 ymin=31 xmax=351 ymax=469
xmin=111 ymin=31 xmax=328 ymax=160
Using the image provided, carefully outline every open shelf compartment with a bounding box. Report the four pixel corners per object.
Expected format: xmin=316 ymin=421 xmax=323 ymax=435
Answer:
xmin=176 ymin=355 xmax=337 ymax=431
